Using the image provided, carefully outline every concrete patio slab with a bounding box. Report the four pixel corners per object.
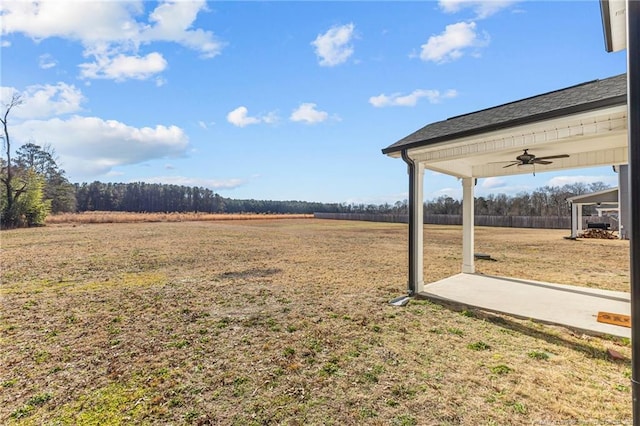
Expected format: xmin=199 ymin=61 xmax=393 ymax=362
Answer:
xmin=417 ymin=273 xmax=631 ymax=338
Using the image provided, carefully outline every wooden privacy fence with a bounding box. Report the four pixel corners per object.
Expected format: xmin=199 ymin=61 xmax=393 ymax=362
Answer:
xmin=313 ymin=213 xmax=619 ymax=230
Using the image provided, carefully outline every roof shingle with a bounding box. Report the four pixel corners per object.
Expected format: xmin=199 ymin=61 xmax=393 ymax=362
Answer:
xmin=382 ymin=73 xmax=627 ymax=155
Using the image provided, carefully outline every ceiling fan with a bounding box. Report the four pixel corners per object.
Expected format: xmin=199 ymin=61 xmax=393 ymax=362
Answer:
xmin=502 ymin=149 xmax=570 ymax=169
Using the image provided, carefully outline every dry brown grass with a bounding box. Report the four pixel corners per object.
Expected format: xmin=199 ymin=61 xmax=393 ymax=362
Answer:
xmin=45 ymin=211 xmax=313 ymax=225
xmin=0 ymin=219 xmax=632 ymax=425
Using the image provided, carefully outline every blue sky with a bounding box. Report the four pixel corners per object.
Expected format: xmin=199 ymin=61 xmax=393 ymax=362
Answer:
xmin=0 ymin=1 xmax=627 ymax=204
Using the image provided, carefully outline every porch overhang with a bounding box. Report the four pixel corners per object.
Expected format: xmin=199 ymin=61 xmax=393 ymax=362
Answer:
xmin=383 ymin=73 xmax=628 ymax=178
xmin=390 ymin=105 xmax=628 ymax=178
xmin=567 ymin=187 xmax=619 ymax=205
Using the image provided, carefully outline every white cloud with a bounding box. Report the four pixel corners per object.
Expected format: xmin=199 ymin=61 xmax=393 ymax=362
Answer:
xmin=79 ymin=51 xmax=168 ymax=81
xmin=290 ymin=103 xmax=329 ymax=124
xmin=261 ymin=111 xmax=279 ymax=125
xmin=226 ymin=106 xmax=278 ymax=127
xmin=369 ymin=89 xmax=457 ymax=107
xmin=38 ymin=53 xmax=57 ymax=69
xmin=429 ymin=187 xmax=462 ymax=200
xmin=481 ymin=177 xmax=507 ymax=189
xmin=546 ymin=175 xmax=618 ymax=188
xmin=420 ymin=21 xmax=489 ymax=63
xmin=1 ymin=40 xmax=10 ymax=47
xmin=1 ymin=0 xmax=223 ymax=82
xmin=144 ymin=176 xmax=246 ymax=190
xmin=311 ymin=23 xmax=355 ymax=67
xmin=1 ymin=82 xmax=85 ymax=119
xmin=226 ymin=106 xmax=260 ymax=127
xmin=439 ymin=0 xmax=518 ymax=19
xmin=1 ymin=1 xmax=141 ymax=42
xmin=198 ymin=120 xmax=210 ymax=130
xmin=11 ymin=115 xmax=189 ymax=178
xmin=141 ymin=1 xmax=223 ymax=59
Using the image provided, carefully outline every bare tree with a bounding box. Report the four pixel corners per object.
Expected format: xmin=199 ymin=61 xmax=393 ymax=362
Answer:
xmin=0 ymin=93 xmax=26 ymax=226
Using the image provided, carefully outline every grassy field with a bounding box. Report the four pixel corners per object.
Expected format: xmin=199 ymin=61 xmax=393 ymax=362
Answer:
xmin=0 ymin=218 xmax=632 ymax=425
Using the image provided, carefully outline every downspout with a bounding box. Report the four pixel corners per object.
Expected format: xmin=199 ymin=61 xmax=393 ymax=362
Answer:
xmin=569 ymin=200 xmax=576 ymax=239
xmin=600 ymin=0 xmax=614 ymax=52
xmin=401 ymin=149 xmax=417 ymax=296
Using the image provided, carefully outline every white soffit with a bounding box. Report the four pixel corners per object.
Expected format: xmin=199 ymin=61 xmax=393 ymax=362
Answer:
xmin=406 ymin=106 xmax=628 ymax=178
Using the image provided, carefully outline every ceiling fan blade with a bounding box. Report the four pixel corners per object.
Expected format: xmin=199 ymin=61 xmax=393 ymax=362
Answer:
xmin=535 ymin=154 xmax=570 ymax=160
xmin=533 ymin=159 xmax=552 ymax=165
xmin=502 ymin=162 xmax=519 ymax=168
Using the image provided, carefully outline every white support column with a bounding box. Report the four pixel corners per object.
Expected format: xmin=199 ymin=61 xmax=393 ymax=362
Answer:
xmin=577 ymin=204 xmax=583 ymax=235
xmin=409 ymin=162 xmax=425 ymax=294
xmin=462 ymin=177 xmax=475 ymax=274
xmin=571 ymin=202 xmax=579 ymax=238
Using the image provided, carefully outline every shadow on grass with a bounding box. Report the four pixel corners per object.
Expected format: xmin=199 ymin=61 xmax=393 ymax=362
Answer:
xmin=215 ymin=268 xmax=282 ymax=280
xmin=416 ymin=297 xmax=631 ymax=364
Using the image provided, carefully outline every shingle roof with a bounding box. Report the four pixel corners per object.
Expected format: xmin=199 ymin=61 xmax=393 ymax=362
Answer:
xmin=382 ymin=73 xmax=627 ymax=155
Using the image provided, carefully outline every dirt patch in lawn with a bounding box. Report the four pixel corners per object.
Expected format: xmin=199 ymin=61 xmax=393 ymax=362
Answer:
xmin=0 ymin=219 xmax=631 ymax=424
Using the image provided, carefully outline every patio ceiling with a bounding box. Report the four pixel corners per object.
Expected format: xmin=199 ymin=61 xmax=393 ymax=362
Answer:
xmin=397 ymin=105 xmax=627 ymax=178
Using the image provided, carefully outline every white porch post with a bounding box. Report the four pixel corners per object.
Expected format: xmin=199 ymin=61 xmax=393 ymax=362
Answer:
xmin=409 ymin=162 xmax=425 ymax=294
xmin=577 ymin=204 xmax=583 ymax=235
xmin=462 ymin=177 xmax=475 ymax=273
xmin=571 ymin=202 xmax=579 ymax=238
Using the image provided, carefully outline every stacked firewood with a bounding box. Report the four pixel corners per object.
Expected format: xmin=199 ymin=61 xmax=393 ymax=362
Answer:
xmin=580 ymin=228 xmax=617 ymax=239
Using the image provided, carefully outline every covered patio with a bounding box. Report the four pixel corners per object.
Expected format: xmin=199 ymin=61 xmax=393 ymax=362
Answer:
xmin=567 ymin=186 xmax=625 ymax=239
xmin=382 ymin=73 xmax=630 ymax=337
xmin=382 ymin=73 xmax=628 ymax=295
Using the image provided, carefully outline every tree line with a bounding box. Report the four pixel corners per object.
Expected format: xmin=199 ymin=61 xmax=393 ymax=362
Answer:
xmin=74 ymin=181 xmax=345 ymax=214
xmin=0 ymin=93 xmax=613 ymax=228
xmin=428 ymin=181 xmax=610 ymax=217
xmin=337 ymin=181 xmax=611 ymax=218
xmin=75 ymin=181 xmax=610 ymax=217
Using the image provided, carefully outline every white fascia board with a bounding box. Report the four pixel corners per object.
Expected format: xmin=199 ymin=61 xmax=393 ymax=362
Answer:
xmin=602 ymin=0 xmax=627 ymax=52
xmin=407 ymin=106 xmax=627 ymax=164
